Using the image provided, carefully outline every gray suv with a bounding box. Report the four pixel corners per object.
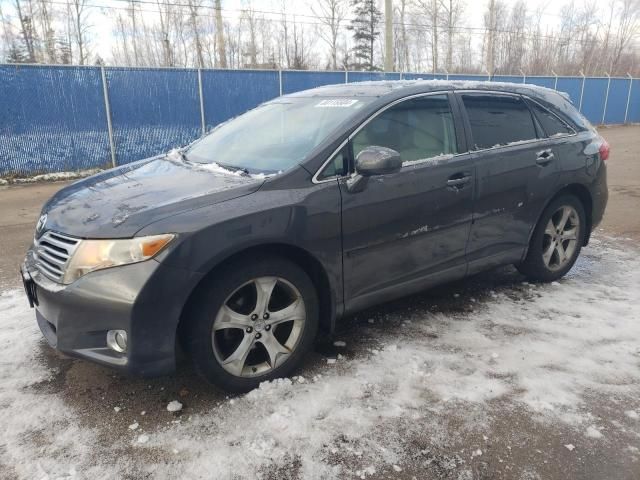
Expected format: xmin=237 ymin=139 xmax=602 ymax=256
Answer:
xmin=21 ymin=81 xmax=608 ymax=392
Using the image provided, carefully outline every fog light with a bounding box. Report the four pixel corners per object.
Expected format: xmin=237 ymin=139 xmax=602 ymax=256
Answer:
xmin=107 ymin=330 xmax=127 ymax=353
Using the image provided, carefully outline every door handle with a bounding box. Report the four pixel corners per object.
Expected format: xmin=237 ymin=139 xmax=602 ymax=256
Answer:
xmin=447 ymin=173 xmax=472 ymax=189
xmin=536 ymin=149 xmax=555 ymax=166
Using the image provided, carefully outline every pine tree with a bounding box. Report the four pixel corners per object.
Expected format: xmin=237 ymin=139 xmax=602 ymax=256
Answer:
xmin=348 ymin=0 xmax=381 ymax=71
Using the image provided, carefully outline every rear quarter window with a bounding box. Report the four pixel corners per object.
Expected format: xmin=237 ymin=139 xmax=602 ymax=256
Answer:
xmin=461 ymin=94 xmax=538 ymax=150
xmin=528 ymin=100 xmax=575 ymax=137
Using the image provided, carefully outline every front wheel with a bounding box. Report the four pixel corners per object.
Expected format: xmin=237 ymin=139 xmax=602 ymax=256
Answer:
xmin=517 ymin=195 xmax=586 ymax=282
xmin=186 ymin=256 xmax=319 ymax=392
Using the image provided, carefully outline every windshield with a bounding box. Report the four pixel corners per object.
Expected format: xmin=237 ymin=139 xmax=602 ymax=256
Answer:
xmin=186 ymin=97 xmax=370 ymax=174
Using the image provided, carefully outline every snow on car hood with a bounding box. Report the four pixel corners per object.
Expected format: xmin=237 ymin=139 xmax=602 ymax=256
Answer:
xmin=39 ymin=154 xmax=265 ymax=238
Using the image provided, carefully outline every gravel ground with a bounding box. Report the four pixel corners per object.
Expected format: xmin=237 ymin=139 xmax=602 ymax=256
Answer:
xmin=0 ymin=125 xmax=639 ymax=479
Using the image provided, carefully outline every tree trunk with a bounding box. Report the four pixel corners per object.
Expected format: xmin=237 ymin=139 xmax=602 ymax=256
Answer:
xmin=215 ymin=0 xmax=227 ymax=68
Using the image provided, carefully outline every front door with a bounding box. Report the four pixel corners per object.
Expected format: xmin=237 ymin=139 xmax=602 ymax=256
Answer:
xmin=338 ymin=93 xmax=474 ymax=311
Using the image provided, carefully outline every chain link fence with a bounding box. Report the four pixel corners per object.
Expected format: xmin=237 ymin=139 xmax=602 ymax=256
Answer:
xmin=1 ymin=64 xmax=638 ymax=176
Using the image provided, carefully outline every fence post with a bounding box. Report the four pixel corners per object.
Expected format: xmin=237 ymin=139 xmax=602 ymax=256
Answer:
xmin=399 ymin=71 xmax=403 ymax=80
xmin=624 ymin=73 xmax=633 ymax=124
xmin=520 ymin=68 xmax=526 ymax=83
xmin=197 ymin=68 xmax=205 ymax=135
xmin=551 ymin=70 xmax=558 ymax=90
xmin=579 ymin=70 xmax=586 ymax=113
xmin=100 ymin=66 xmax=117 ymax=168
xmin=602 ymin=73 xmax=611 ymax=125
xmin=278 ymin=70 xmax=283 ymax=96
xmin=345 ymin=69 xmax=348 ymax=83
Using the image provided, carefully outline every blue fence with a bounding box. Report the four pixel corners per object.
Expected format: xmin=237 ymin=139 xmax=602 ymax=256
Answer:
xmin=1 ymin=64 xmax=638 ymax=176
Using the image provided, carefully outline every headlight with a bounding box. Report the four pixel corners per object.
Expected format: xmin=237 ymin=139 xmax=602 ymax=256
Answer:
xmin=62 ymin=234 xmax=175 ymax=284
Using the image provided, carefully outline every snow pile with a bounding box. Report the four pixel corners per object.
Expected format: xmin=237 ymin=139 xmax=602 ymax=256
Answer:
xmin=0 ymin=290 xmax=102 ymax=478
xmin=0 ymin=237 xmax=639 ymax=478
xmin=167 ymin=400 xmax=183 ymax=412
xmin=2 ymin=169 xmax=102 ymax=185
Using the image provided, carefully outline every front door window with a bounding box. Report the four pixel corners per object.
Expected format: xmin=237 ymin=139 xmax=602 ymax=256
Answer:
xmin=352 ymin=95 xmax=458 ymax=166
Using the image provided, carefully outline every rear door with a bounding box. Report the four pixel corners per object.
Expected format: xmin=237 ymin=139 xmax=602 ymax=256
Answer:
xmin=456 ymin=92 xmax=560 ymax=273
xmin=336 ymin=93 xmax=474 ymax=310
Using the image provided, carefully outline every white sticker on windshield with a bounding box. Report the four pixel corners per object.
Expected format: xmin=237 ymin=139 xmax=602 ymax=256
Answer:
xmin=315 ymin=99 xmax=359 ymax=108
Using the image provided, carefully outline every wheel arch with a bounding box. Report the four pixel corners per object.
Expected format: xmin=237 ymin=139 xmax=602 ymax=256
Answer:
xmin=526 ymin=183 xmax=594 ymax=256
xmin=176 ymin=242 xmax=337 ymax=348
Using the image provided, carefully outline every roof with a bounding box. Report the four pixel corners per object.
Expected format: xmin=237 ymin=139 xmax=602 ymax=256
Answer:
xmin=286 ymin=79 xmax=565 ymax=103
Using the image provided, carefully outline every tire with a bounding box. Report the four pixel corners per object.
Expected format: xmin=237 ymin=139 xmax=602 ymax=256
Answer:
xmin=517 ymin=194 xmax=586 ymax=282
xmin=185 ymin=255 xmax=319 ymax=392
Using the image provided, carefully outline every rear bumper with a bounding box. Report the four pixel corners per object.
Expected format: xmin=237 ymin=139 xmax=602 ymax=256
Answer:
xmin=22 ymin=251 xmax=202 ymax=377
xmin=590 ymin=163 xmax=608 ymax=231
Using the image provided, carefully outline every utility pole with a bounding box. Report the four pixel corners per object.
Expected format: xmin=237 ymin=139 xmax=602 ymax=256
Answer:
xmin=384 ymin=0 xmax=393 ymax=71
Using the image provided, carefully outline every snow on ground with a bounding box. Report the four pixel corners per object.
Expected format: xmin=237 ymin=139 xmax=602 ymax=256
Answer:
xmin=0 ymin=236 xmax=639 ymax=478
xmin=0 ymin=169 xmax=103 ymax=185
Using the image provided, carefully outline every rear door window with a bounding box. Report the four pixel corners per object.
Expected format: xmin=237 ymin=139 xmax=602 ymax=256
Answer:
xmin=461 ymin=94 xmax=538 ymax=149
xmin=528 ymin=101 xmax=575 ymax=137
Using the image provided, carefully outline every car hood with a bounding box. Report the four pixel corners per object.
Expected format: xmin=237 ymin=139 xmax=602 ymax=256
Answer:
xmin=40 ymin=155 xmax=265 ymax=238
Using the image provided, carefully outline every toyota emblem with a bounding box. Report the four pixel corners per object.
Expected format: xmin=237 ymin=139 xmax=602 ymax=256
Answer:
xmin=36 ymin=213 xmax=48 ymax=233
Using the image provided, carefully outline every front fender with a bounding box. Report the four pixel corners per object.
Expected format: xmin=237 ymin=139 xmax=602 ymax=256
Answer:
xmin=137 ymin=180 xmax=344 ymax=313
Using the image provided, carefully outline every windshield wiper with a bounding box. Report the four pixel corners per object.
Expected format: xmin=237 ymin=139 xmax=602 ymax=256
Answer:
xmin=216 ymin=162 xmax=250 ymax=176
xmin=179 ymin=151 xmax=251 ymax=176
xmin=175 ymin=149 xmax=189 ymax=162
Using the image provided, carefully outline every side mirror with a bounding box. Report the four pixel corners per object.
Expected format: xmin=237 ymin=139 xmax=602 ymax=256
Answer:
xmin=347 ymin=146 xmax=402 ymax=193
xmin=356 ymin=146 xmax=402 ymax=176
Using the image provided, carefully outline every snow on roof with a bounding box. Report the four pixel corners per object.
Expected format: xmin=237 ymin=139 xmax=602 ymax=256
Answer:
xmin=287 ymin=78 xmax=562 ymax=99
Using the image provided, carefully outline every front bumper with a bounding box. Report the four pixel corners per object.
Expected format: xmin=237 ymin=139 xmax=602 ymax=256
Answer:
xmin=22 ymin=250 xmax=203 ymax=377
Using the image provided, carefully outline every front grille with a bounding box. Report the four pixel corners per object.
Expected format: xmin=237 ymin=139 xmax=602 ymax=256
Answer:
xmin=33 ymin=231 xmax=80 ymax=283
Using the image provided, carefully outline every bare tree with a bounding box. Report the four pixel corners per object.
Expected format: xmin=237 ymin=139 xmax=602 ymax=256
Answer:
xmin=313 ymin=0 xmax=347 ymax=70
xmin=70 ymin=0 xmax=90 ymax=64
xmin=395 ymin=0 xmax=410 ymax=71
xmin=156 ymin=0 xmax=175 ymax=67
xmin=610 ymin=0 xmax=640 ymax=74
xmin=186 ymin=0 xmax=205 ymax=68
xmin=14 ymin=0 xmax=36 ymax=62
xmin=414 ymin=0 xmax=440 ymax=72
xmin=499 ymin=0 xmax=527 ymax=73
xmin=241 ymin=4 xmax=259 ymax=67
xmin=38 ymin=0 xmax=56 ymax=62
xmin=215 ymin=0 xmax=227 ymax=68
xmin=483 ymin=0 xmax=506 ymax=76
xmin=439 ymin=0 xmax=464 ymax=72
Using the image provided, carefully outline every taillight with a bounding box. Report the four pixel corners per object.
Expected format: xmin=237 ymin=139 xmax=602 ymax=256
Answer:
xmin=599 ymin=138 xmax=610 ymax=161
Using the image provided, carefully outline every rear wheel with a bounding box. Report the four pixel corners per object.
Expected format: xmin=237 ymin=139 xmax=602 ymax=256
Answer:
xmin=517 ymin=195 xmax=586 ymax=282
xmin=186 ymin=256 xmax=319 ymax=392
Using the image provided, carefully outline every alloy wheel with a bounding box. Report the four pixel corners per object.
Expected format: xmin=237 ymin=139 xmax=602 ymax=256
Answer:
xmin=211 ymin=276 xmax=306 ymax=377
xmin=542 ymin=205 xmax=580 ymax=272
